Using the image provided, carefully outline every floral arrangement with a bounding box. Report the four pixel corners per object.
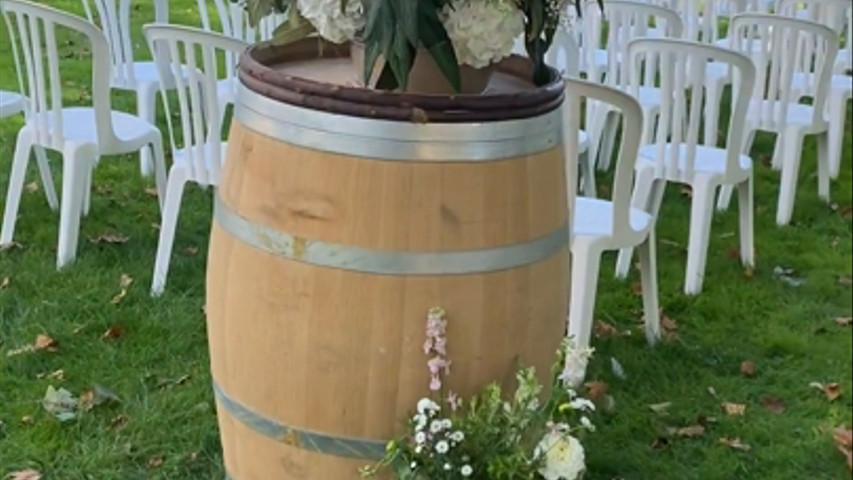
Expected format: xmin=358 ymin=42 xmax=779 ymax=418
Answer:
xmin=240 ymin=0 xmax=586 ymax=91
xmin=359 ymin=307 xmax=596 ymax=480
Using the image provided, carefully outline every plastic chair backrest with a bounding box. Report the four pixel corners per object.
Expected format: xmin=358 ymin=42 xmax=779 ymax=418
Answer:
xmin=564 ymin=77 xmax=644 ymax=236
xmin=626 ymin=38 xmax=756 ymax=182
xmin=729 ymin=13 xmax=837 ymax=129
xmin=80 ymin=0 xmax=168 ymax=88
xmin=145 ymin=24 xmax=248 ymax=186
xmin=2 ymin=0 xmax=117 ymax=150
xmin=197 ymin=0 xmax=285 ymax=42
xmin=584 ymin=0 xmax=683 ymax=88
xmin=777 ymin=0 xmax=849 ymax=33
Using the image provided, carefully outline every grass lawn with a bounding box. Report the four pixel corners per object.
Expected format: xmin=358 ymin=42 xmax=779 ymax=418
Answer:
xmin=1 ymin=2 xmax=851 ymax=479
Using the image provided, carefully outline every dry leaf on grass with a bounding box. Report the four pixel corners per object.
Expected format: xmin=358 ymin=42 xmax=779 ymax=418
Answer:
xmin=109 ymin=414 xmax=129 ymax=429
xmin=25 ymin=181 xmax=39 ymax=193
xmin=7 ymin=469 xmax=42 ymax=480
xmin=671 ymin=424 xmax=706 ymax=438
xmin=34 ymin=335 xmax=57 ymax=352
xmin=649 ymin=402 xmax=672 ymax=415
xmin=20 ymin=416 xmax=33 ymax=425
xmin=761 ymin=395 xmax=786 ymax=414
xmin=102 ymin=325 xmax=125 ymax=339
xmin=834 ymin=427 xmax=852 ymax=471
xmin=36 ymin=369 xmax=64 ymax=381
xmin=630 ymin=281 xmax=643 ymax=296
xmin=79 ymin=384 xmax=121 ymax=411
xmin=594 ymin=320 xmax=625 ymax=338
xmin=148 ymin=455 xmax=164 ymax=469
xmin=722 ymin=402 xmax=747 ymax=416
xmin=111 ymin=274 xmax=133 ymax=305
xmin=182 ymin=246 xmax=199 ymax=256
xmin=810 ymin=382 xmax=843 ymax=402
xmin=584 ymin=381 xmax=609 ymax=402
xmin=719 ymin=437 xmax=751 ymax=452
xmin=740 ymin=360 xmax=757 ymax=377
xmin=838 ymin=277 xmax=853 ymax=287
xmin=88 ymin=232 xmax=130 ymax=245
xmin=1 ymin=277 xmax=9 ymax=290
xmin=660 ymin=313 xmax=679 ymax=341
xmin=144 ymin=187 xmax=159 ymax=197
xmin=835 ymin=316 xmax=852 ymax=327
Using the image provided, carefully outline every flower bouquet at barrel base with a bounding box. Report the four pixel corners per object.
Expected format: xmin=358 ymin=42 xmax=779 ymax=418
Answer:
xmin=360 ymin=308 xmax=597 ymax=480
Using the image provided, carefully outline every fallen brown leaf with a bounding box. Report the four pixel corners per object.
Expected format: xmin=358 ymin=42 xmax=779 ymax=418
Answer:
xmin=0 ymin=241 xmax=24 ymax=251
xmin=25 ymin=181 xmax=39 ymax=193
xmin=1 ymin=277 xmax=9 ymax=290
xmin=37 ymin=369 xmax=64 ymax=381
xmin=835 ymin=316 xmax=853 ymax=327
xmin=34 ymin=334 xmax=57 ymax=352
xmin=79 ymin=384 xmax=121 ymax=411
xmin=111 ymin=274 xmax=134 ymax=305
xmin=660 ymin=313 xmax=679 ymax=341
xmin=740 ymin=360 xmax=757 ymax=377
xmin=810 ymin=382 xmax=843 ymax=402
xmin=148 ymin=455 xmax=164 ymax=469
xmin=722 ymin=402 xmax=747 ymax=416
xmin=182 ymin=246 xmax=199 ymax=256
xmin=584 ymin=381 xmax=609 ymax=403
xmin=109 ymin=414 xmax=129 ymax=429
xmin=719 ymin=437 xmax=751 ymax=452
xmin=88 ymin=232 xmax=130 ymax=245
xmin=649 ymin=401 xmax=672 ymax=415
xmin=673 ymin=424 xmax=706 ymax=438
xmin=144 ymin=187 xmax=159 ymax=197
xmin=20 ymin=416 xmax=33 ymax=425
xmin=834 ymin=427 xmax=852 ymax=471
xmin=630 ymin=281 xmax=642 ymax=296
xmin=102 ymin=325 xmax=125 ymax=339
xmin=7 ymin=469 xmax=42 ymax=480
xmin=594 ymin=320 xmax=621 ymax=338
xmin=839 ymin=277 xmax=853 ymax=287
xmin=761 ymin=395 xmax=786 ymax=414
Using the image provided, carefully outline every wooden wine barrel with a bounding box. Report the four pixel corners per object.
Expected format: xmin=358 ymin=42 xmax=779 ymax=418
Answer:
xmin=206 ymin=39 xmax=573 ymax=479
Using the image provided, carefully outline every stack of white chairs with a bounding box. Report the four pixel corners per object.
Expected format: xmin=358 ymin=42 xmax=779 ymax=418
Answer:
xmin=0 ymin=0 xmax=166 ymax=268
xmin=145 ymin=24 xmax=249 ymax=295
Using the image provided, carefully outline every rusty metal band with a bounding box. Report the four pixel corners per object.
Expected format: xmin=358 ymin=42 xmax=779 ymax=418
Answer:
xmin=234 ymin=82 xmax=563 ymax=162
xmin=213 ymin=381 xmax=387 ymax=460
xmin=214 ymin=195 xmax=569 ymax=275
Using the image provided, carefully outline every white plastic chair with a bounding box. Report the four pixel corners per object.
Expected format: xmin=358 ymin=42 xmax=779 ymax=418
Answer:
xmin=0 ymin=90 xmax=25 ymax=117
xmin=716 ymin=14 xmax=838 ymax=225
xmin=0 ymin=0 xmax=166 ymax=268
xmin=144 ymin=24 xmax=248 ymax=295
xmin=777 ymin=0 xmax=852 ymax=180
xmin=80 ymin=0 xmax=177 ymax=177
xmin=197 ymin=0 xmax=285 ymax=113
xmin=582 ymin=0 xmax=684 ymax=171
xmin=563 ymin=77 xmax=660 ymax=349
xmin=614 ymin=38 xmax=757 ymax=295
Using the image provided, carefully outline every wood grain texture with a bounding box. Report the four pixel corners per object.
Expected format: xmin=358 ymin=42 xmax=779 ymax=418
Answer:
xmin=206 ymin=119 xmax=571 ymax=479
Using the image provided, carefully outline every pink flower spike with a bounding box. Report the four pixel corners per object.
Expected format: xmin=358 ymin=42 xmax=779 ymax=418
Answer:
xmin=429 ymin=375 xmax=442 ymax=391
xmin=434 ymin=337 xmax=447 ymax=356
xmin=423 ymin=338 xmax=433 ymax=355
xmin=447 ymin=392 xmax=461 ymax=412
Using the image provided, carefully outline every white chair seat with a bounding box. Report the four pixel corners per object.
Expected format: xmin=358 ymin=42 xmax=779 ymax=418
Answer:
xmin=791 ymin=72 xmax=853 ymax=94
xmin=0 ymin=90 xmax=24 ymax=117
xmin=40 ymin=107 xmax=158 ymax=148
xmin=638 ymin=144 xmax=751 ymax=174
xmin=574 ymin=197 xmax=652 ymax=238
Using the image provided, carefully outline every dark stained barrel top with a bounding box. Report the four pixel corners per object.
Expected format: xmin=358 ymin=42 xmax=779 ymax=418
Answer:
xmin=238 ymin=38 xmax=565 ymax=123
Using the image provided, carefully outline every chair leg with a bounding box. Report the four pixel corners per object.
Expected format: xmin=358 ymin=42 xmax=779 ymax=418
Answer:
xmin=717 ymin=129 xmax=755 ymax=211
xmin=826 ymin=92 xmax=849 ymax=180
xmin=637 ymin=230 xmax=660 ymax=346
xmin=684 ymin=177 xmax=717 ymax=295
xmin=150 ymin=168 xmax=188 ymax=296
xmin=567 ymin=242 xmax=603 ymax=350
xmin=737 ymin=172 xmax=755 ymax=268
xmin=137 ymin=84 xmax=158 ymax=177
xmin=776 ymin=128 xmax=805 ymax=226
xmin=1 ymin=131 xmax=35 ymax=246
xmin=81 ymin=162 xmax=94 ymax=217
xmin=56 ymin=147 xmax=92 ymax=269
xmin=150 ymin=134 xmax=168 ymax=213
xmin=615 ymin=167 xmax=656 ymax=279
xmin=34 ymin=146 xmax=58 ymax=211
xmin=816 ymin=131 xmax=830 ymax=203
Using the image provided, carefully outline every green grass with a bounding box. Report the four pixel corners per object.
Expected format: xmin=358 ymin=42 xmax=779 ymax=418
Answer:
xmin=1 ymin=2 xmax=851 ymax=479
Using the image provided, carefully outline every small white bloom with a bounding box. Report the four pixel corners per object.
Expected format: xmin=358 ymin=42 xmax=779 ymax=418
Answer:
xmin=450 ymin=430 xmax=465 ymax=442
xmin=430 ymin=419 xmax=444 ymax=433
xmin=580 ymin=415 xmax=596 ymax=432
xmin=441 ymin=419 xmax=452 ymax=430
xmin=414 ymin=431 xmax=427 ymax=445
xmin=559 ymin=341 xmax=595 ymax=389
xmin=444 ymin=463 xmax=452 ymax=470
xmin=296 ymin=0 xmax=366 ymax=43
xmin=435 ymin=440 xmax=450 ymax=454
xmin=415 ymin=445 xmax=423 ymax=454
xmin=534 ymin=431 xmax=586 ymax=480
xmin=568 ymin=398 xmax=596 ymax=412
xmin=460 ymin=464 xmax=473 ymax=476
xmin=410 ymin=461 xmax=417 ymax=469
xmin=417 ymin=398 xmax=440 ymax=416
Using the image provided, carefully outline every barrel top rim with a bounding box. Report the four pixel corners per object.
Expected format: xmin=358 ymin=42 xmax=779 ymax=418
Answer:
xmin=238 ymin=38 xmax=565 ymax=123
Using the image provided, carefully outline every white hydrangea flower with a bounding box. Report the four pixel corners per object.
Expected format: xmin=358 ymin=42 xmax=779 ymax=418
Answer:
xmin=296 ymin=0 xmax=366 ymax=44
xmin=534 ymin=430 xmax=586 ymax=480
xmin=440 ymin=0 xmax=525 ymax=68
